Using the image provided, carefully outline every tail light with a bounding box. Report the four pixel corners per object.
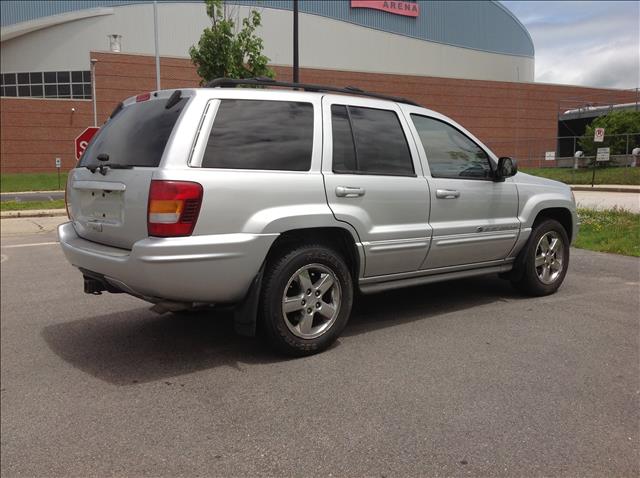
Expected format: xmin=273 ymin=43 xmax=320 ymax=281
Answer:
xmin=147 ymin=180 xmax=203 ymax=237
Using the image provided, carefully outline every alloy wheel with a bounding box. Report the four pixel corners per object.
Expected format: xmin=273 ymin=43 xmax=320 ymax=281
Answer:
xmin=535 ymin=231 xmax=564 ymax=285
xmin=281 ymin=263 xmax=341 ymax=339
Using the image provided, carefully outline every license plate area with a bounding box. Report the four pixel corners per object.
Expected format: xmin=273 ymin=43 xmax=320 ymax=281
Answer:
xmin=80 ymin=190 xmax=123 ymax=222
xmin=76 ymin=186 xmax=125 ymax=224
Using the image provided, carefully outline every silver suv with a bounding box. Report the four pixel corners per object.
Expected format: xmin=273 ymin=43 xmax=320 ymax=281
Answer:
xmin=59 ymin=78 xmax=578 ymax=356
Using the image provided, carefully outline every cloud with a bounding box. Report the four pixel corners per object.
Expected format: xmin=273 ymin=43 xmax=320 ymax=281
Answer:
xmin=501 ymin=1 xmax=640 ymax=89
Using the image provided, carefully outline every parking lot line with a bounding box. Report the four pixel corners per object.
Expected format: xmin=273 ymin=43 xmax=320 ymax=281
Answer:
xmin=1 ymin=241 xmax=59 ymax=249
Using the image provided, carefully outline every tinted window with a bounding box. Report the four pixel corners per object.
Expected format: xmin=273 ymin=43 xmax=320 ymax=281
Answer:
xmin=331 ymin=105 xmax=357 ymax=173
xmin=331 ymin=105 xmax=414 ymax=176
xmin=80 ymin=97 xmax=187 ymax=168
xmin=411 ymin=115 xmax=492 ymax=179
xmin=202 ymin=99 xmax=313 ymax=171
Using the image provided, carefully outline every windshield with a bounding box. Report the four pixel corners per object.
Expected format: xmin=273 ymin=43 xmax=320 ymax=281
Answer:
xmin=79 ymin=96 xmax=188 ymax=168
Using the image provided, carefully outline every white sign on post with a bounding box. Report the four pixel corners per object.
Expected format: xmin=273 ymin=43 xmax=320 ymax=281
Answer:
xmin=55 ymin=157 xmax=61 ymax=168
xmin=594 ymin=128 xmax=605 ymax=143
xmin=545 ymin=151 xmax=556 ymax=161
xmin=596 ymin=147 xmax=610 ymax=162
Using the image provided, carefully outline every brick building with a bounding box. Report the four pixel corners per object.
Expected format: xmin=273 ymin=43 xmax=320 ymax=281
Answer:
xmin=0 ymin=1 xmax=636 ymax=172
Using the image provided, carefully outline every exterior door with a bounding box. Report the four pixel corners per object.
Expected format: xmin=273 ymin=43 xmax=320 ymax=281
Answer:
xmin=322 ymin=96 xmax=431 ymax=277
xmin=408 ymin=113 xmax=520 ymax=270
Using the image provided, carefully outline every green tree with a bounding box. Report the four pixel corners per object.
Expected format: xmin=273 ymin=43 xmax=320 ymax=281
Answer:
xmin=189 ymin=0 xmax=274 ymax=84
xmin=579 ymin=110 xmax=640 ymax=155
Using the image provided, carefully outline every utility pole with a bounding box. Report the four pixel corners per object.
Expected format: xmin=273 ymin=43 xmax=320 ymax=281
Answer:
xmin=153 ymin=0 xmax=161 ymax=90
xmin=293 ymin=0 xmax=299 ymax=83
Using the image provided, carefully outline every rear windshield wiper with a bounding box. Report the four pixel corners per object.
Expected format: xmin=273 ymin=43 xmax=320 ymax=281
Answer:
xmin=86 ymin=163 xmax=133 ymax=175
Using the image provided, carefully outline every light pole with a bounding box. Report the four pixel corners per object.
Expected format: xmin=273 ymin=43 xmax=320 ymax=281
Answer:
xmin=293 ymin=0 xmax=299 ymax=83
xmin=153 ymin=0 xmax=161 ymax=90
xmin=90 ymin=58 xmax=98 ymax=127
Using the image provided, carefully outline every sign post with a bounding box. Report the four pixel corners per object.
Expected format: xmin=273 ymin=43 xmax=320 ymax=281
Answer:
xmin=55 ymin=157 xmax=62 ymax=190
xmin=591 ymin=128 xmax=605 ymax=187
xmin=74 ymin=127 xmax=100 ymax=161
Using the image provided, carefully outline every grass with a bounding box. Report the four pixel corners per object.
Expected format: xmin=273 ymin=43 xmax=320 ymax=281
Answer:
xmin=521 ymin=167 xmax=640 ymax=185
xmin=575 ymin=207 xmax=640 ymax=257
xmin=0 ymin=199 xmax=66 ymax=211
xmin=1 ymin=172 xmax=68 ymax=193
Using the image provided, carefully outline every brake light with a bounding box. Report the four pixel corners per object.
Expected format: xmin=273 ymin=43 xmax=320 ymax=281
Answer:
xmin=136 ymin=92 xmax=151 ymax=102
xmin=147 ymin=180 xmax=203 ymax=237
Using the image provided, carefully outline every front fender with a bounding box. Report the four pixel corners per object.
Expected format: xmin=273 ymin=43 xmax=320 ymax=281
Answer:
xmin=517 ymin=187 xmax=578 ymax=243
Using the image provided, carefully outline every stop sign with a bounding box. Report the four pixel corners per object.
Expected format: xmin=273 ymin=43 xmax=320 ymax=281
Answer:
xmin=74 ymin=127 xmax=100 ymax=160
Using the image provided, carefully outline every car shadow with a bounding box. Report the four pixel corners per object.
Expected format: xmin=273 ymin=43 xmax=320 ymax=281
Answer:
xmin=41 ymin=275 xmax=522 ymax=386
xmin=345 ymin=274 xmax=520 ymax=336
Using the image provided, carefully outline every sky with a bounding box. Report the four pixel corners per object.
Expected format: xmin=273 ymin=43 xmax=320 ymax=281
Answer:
xmin=501 ymin=1 xmax=640 ymax=90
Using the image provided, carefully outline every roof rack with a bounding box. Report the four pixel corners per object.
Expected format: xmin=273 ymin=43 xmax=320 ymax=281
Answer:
xmin=205 ymin=77 xmax=420 ymax=107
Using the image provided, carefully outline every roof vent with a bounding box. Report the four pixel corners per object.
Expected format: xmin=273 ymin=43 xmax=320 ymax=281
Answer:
xmin=108 ymin=34 xmax=122 ymax=53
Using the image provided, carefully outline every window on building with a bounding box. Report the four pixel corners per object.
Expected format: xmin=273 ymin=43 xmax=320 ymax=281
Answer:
xmin=0 ymin=71 xmax=92 ymax=99
xmin=202 ymin=99 xmax=314 ymax=171
xmin=331 ymin=104 xmax=414 ymax=176
xmin=411 ymin=115 xmax=492 ymax=179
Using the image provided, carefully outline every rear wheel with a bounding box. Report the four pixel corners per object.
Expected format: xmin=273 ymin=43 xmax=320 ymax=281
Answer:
xmin=511 ymin=219 xmax=570 ymax=296
xmin=260 ymin=245 xmax=353 ymax=356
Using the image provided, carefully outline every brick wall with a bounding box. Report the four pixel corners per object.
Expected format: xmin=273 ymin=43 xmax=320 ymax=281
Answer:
xmin=1 ymin=51 xmax=636 ymax=173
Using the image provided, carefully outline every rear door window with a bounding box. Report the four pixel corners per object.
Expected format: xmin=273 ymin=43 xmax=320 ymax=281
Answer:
xmin=202 ymin=99 xmax=314 ymax=171
xmin=331 ymin=105 xmax=414 ymax=176
xmin=80 ymin=97 xmax=187 ymax=167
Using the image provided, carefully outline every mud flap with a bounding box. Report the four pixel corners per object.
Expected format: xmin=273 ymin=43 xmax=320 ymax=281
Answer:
xmin=233 ymin=264 xmax=265 ymax=337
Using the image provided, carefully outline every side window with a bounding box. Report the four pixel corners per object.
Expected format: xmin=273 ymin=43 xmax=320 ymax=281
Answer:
xmin=411 ymin=114 xmax=492 ymax=179
xmin=331 ymin=105 xmax=414 ymax=176
xmin=331 ymin=105 xmax=357 ymax=173
xmin=202 ymin=99 xmax=313 ymax=171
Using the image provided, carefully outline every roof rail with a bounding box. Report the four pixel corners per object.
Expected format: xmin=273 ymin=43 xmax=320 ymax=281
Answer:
xmin=205 ymin=77 xmax=421 ymax=107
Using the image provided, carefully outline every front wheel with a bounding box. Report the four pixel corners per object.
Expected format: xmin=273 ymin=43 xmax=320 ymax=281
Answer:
xmin=511 ymin=219 xmax=570 ymax=296
xmin=260 ymin=245 xmax=353 ymax=356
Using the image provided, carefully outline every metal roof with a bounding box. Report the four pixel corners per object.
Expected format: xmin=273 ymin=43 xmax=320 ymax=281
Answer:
xmin=0 ymin=0 xmax=534 ymax=57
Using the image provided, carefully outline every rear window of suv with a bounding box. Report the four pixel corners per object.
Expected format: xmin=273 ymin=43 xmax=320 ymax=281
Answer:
xmin=202 ymin=99 xmax=314 ymax=171
xmin=80 ymin=96 xmax=188 ymax=168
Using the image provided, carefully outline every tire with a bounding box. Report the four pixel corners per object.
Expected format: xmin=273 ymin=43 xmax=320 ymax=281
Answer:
xmin=511 ymin=218 xmax=570 ymax=296
xmin=260 ymin=244 xmax=353 ymax=356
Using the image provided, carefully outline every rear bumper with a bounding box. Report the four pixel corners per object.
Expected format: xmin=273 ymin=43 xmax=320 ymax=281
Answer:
xmin=57 ymin=222 xmax=277 ymax=303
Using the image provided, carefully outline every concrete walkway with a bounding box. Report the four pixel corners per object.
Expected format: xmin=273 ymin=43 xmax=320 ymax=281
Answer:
xmin=574 ymin=190 xmax=640 ymax=213
xmin=0 ymin=190 xmax=64 ymax=202
xmin=570 ymin=184 xmax=639 ymax=193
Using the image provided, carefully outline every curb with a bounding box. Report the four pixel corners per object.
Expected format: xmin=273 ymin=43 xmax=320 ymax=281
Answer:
xmin=0 ymin=190 xmax=64 ymax=196
xmin=1 ymin=209 xmax=67 ymax=219
xmin=570 ymin=186 xmax=639 ymax=193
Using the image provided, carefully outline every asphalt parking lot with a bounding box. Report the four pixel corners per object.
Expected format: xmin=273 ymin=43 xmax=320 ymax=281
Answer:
xmin=1 ymin=221 xmax=639 ymax=477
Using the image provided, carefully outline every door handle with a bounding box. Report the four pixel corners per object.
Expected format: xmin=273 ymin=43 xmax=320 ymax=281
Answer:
xmin=436 ymin=189 xmax=460 ymax=199
xmin=336 ymin=186 xmax=365 ymax=198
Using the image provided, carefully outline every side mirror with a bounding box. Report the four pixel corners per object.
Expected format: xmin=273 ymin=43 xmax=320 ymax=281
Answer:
xmin=495 ymin=157 xmax=517 ymax=181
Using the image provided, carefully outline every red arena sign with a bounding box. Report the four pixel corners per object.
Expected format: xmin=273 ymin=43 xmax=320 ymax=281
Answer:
xmin=351 ymin=0 xmax=420 ymax=17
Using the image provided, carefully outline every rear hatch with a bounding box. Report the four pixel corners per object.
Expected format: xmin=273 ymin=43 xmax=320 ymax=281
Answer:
xmin=68 ymin=91 xmax=190 ymax=249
